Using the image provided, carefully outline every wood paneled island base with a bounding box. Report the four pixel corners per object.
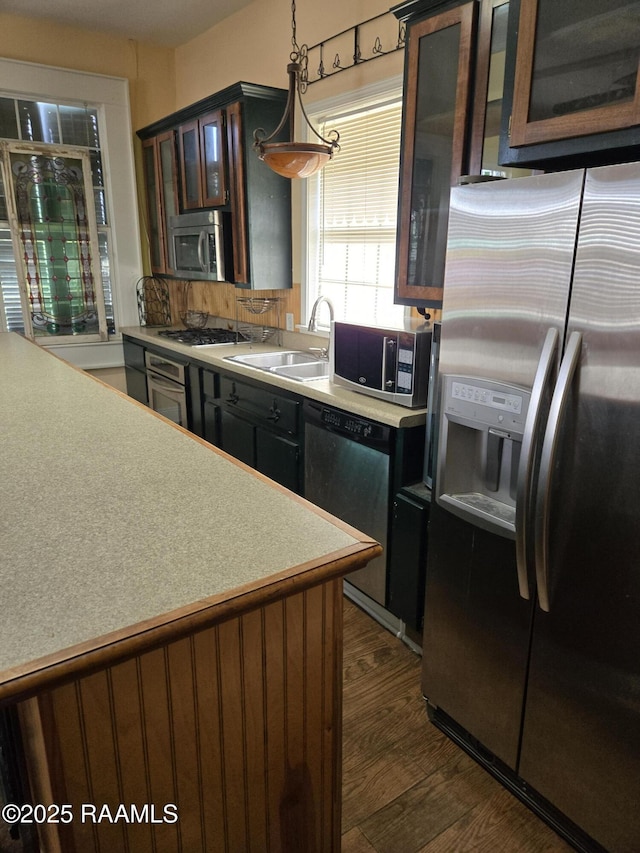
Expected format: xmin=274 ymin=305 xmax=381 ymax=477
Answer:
xmin=19 ymin=581 xmax=344 ymax=853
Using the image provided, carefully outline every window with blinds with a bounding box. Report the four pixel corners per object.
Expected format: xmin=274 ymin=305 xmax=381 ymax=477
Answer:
xmin=306 ymin=94 xmax=405 ymax=327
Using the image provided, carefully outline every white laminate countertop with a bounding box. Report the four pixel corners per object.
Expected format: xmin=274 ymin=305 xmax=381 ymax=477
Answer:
xmin=121 ymin=325 xmax=428 ymax=429
xmin=0 ymin=332 xmax=378 ymax=698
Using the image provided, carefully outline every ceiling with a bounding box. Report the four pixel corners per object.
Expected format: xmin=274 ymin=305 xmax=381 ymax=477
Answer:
xmin=2 ymin=0 xmax=254 ymax=48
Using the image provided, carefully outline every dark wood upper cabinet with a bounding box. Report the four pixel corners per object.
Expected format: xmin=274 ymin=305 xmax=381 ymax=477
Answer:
xmin=141 ymin=130 xmax=178 ymax=275
xmin=500 ymin=0 xmax=640 ymax=167
xmin=225 ymin=101 xmax=249 ymax=286
xmin=394 ymin=0 xmax=528 ymax=308
xmin=511 ymin=0 xmax=640 ymax=147
xmin=178 ymin=109 xmax=227 ymax=210
xmin=469 ymin=0 xmax=513 ymax=175
xmin=138 ymin=83 xmax=292 ymax=290
xmin=395 ymin=2 xmax=478 ymax=307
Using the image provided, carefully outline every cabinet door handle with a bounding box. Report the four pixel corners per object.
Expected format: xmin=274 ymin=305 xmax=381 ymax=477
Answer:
xmin=226 ymin=384 xmax=239 ymax=404
xmin=267 ymin=403 xmax=280 ymax=422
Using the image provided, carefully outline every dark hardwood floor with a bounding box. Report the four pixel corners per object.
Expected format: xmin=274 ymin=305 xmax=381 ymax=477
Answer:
xmin=341 ymin=598 xmax=574 ymax=853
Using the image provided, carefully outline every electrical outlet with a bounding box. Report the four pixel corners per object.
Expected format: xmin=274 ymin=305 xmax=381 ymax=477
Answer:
xmin=285 ymin=312 xmax=294 ymax=331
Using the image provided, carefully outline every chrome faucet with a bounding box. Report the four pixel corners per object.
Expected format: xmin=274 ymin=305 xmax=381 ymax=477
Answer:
xmin=307 ymin=295 xmax=335 ymax=332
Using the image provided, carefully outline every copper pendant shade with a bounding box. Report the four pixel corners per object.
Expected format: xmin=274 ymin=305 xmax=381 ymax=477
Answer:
xmin=253 ymin=3 xmax=339 ymax=179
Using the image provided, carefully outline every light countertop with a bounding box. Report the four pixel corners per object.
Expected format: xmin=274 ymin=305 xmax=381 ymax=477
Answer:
xmin=121 ymin=325 xmax=428 ymax=429
xmin=0 ymin=332 xmax=380 ymax=701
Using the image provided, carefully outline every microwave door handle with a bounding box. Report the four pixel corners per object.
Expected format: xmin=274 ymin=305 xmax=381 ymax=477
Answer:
xmin=514 ymin=327 xmax=559 ymax=600
xmin=534 ymin=330 xmax=582 ymax=613
xmin=197 ymin=230 xmax=206 ymax=273
xmin=382 ymin=337 xmax=396 ymax=391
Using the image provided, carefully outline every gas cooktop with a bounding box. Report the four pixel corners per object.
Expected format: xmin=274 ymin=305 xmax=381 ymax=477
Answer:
xmin=158 ymin=327 xmax=248 ymax=346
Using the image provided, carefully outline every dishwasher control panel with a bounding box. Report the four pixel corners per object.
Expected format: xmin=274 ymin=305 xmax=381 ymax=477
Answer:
xmin=319 ymin=406 xmax=390 ymax=444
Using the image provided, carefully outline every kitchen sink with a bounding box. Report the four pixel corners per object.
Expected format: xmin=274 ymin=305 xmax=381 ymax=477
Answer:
xmin=224 ymin=350 xmax=329 ymax=381
xmin=225 ymin=350 xmax=320 ymax=369
xmin=271 ymin=361 xmax=330 ymax=381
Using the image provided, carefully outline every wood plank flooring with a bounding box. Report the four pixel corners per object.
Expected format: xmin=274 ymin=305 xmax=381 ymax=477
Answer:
xmin=341 ymin=598 xmax=575 ymax=853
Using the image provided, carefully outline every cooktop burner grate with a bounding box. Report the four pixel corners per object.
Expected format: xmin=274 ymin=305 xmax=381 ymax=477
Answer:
xmin=158 ymin=327 xmax=248 ymax=346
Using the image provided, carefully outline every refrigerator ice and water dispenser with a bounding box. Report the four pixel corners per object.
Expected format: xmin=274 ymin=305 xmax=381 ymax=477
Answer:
xmin=436 ymin=375 xmax=530 ymax=539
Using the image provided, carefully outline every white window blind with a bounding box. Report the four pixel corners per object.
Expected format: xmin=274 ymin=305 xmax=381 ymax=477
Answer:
xmin=307 ymin=96 xmax=405 ymax=327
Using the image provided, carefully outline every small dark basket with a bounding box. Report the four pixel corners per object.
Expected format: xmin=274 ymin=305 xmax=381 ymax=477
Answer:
xmin=136 ymin=276 xmax=171 ymax=327
xmin=180 ymin=310 xmax=209 ymax=329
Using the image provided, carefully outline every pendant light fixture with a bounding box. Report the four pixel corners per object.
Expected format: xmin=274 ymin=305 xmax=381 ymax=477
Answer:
xmin=253 ymin=0 xmax=340 ymax=179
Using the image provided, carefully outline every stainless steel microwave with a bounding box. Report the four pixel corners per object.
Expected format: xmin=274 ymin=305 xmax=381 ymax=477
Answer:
xmin=330 ymin=318 xmax=435 ymax=408
xmin=168 ymin=210 xmax=225 ymax=281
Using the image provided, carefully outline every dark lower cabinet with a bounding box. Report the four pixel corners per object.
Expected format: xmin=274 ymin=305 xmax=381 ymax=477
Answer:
xmin=256 ymin=429 xmax=301 ymax=494
xmin=388 ymin=485 xmax=431 ymax=635
xmin=123 ymin=337 xmax=148 ymax=405
xmin=202 ymin=369 xmax=303 ymax=494
xmin=203 ymin=398 xmax=220 ymax=446
xmin=220 ymin=408 xmax=256 ymax=467
xmin=124 ymin=365 xmax=148 ymax=405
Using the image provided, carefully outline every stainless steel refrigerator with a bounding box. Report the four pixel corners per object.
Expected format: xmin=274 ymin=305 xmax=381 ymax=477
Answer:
xmin=423 ymin=162 xmax=640 ymax=853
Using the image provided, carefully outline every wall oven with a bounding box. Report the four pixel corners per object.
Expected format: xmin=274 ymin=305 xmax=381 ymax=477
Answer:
xmin=145 ymin=351 xmax=188 ymax=428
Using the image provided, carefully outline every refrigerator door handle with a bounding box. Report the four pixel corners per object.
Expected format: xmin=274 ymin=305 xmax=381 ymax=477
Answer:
xmin=515 ymin=327 xmax=559 ymax=599
xmin=534 ymin=330 xmax=583 ymax=612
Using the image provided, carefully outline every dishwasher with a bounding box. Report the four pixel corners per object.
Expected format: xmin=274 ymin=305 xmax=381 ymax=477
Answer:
xmin=303 ymin=399 xmax=392 ymax=606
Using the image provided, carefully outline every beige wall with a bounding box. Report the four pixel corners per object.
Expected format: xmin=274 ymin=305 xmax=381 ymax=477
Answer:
xmin=174 ymin=0 xmax=400 ymax=108
xmin=0 ymin=12 xmax=175 ymax=130
xmin=0 ymin=0 xmax=401 ymax=125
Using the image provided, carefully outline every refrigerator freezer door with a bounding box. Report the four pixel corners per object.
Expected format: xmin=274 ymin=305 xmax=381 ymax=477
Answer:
xmin=519 ymin=162 xmax=640 ymax=852
xmin=424 ymin=170 xmax=584 ymax=769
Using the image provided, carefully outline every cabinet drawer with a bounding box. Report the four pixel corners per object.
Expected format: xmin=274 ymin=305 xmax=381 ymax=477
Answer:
xmin=219 ymin=375 xmax=300 ymax=434
xmin=123 ymin=337 xmax=146 ymax=372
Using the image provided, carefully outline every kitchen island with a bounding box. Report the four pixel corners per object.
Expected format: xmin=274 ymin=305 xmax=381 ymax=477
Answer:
xmin=0 ymin=332 xmax=382 ymax=853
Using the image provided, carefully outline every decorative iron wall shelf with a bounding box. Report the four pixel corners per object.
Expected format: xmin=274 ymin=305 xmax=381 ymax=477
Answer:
xmin=302 ymin=11 xmax=406 ymax=87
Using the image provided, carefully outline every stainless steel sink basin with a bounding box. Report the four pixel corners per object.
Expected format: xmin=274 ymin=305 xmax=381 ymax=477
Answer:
xmin=225 ymin=350 xmax=319 ymax=369
xmin=271 ymin=361 xmax=330 ymax=381
xmin=224 ymin=350 xmax=329 ymax=381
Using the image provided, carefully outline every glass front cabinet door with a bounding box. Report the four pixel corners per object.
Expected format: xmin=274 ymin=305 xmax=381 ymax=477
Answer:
xmin=178 ymin=110 xmax=227 ymax=210
xmin=395 ymin=3 xmax=477 ymax=307
xmin=500 ymin=0 xmax=640 ymax=167
xmin=510 ymin=0 xmax=640 ymax=148
xmin=142 ymin=130 xmax=178 ymax=275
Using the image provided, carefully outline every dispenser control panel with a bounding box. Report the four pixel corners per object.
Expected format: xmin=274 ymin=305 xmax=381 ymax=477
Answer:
xmin=451 ymin=381 xmax=523 ymax=414
xmin=443 ymin=375 xmax=529 ymax=435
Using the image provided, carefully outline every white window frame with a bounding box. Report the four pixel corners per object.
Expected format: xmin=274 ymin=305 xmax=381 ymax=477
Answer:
xmin=1 ymin=141 xmax=108 ymax=344
xmin=301 ymin=75 xmax=406 ymax=332
xmin=0 ymin=57 xmax=142 ymax=368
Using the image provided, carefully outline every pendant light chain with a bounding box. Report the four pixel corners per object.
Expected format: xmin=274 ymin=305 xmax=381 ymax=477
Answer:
xmin=290 ymin=0 xmax=309 ymax=93
xmin=291 ymin=0 xmax=299 ymax=57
